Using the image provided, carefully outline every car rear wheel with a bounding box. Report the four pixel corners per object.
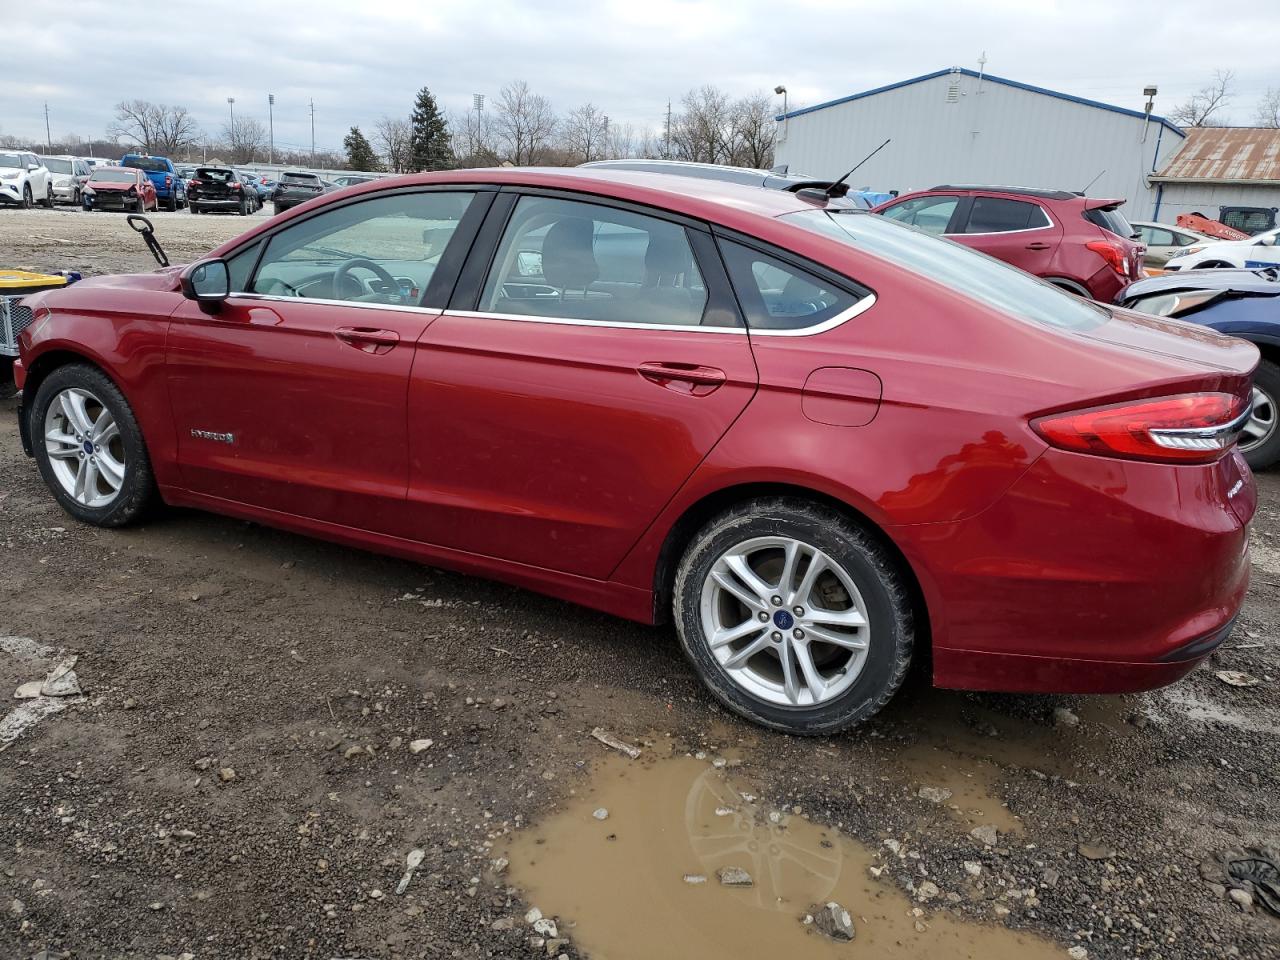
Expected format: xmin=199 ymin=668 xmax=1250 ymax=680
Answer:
xmin=238 ymin=196 xmax=248 ymax=216
xmin=1240 ymin=359 xmax=1280 ymax=470
xmin=673 ymin=498 xmax=913 ymax=735
xmin=42 ymin=185 xmax=55 ymax=208
xmin=31 ymin=364 xmax=156 ymax=527
xmin=166 ymin=192 xmax=177 ymax=212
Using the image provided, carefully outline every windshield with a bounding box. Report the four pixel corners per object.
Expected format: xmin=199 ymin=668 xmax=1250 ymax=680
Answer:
xmin=283 ymin=173 xmax=319 ymax=184
xmin=122 ymin=157 xmax=168 ymax=172
xmin=784 ymin=209 xmax=1109 ymax=331
xmin=197 ymin=168 xmax=234 ymax=182
xmin=90 ymin=169 xmax=138 ymax=184
xmin=42 ymin=158 xmax=73 ymax=174
xmin=0 ymin=153 xmax=24 ymax=169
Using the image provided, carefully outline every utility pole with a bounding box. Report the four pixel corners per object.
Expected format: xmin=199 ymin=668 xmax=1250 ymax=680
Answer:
xmin=309 ymin=98 xmax=316 ymax=168
xmin=664 ymin=100 xmax=672 ymax=159
xmin=43 ymin=103 xmax=52 ymax=152
xmin=268 ymin=94 xmax=275 ymax=165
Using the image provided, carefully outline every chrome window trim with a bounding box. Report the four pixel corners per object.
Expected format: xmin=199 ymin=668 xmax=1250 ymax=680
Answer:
xmin=230 ymin=292 xmax=445 ymax=316
xmin=443 ymin=292 xmax=876 ymax=337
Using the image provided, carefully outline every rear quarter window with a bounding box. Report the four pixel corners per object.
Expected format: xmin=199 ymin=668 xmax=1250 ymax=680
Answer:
xmin=1084 ymin=207 xmax=1136 ymax=240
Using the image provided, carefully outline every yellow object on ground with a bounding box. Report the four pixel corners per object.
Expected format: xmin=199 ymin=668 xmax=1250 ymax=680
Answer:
xmin=0 ymin=269 xmax=69 ymax=293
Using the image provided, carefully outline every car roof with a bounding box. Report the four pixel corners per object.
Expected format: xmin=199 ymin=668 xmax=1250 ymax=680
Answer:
xmin=929 ymin=184 xmax=1080 ymax=201
xmin=1126 ymin=268 xmax=1279 ymax=297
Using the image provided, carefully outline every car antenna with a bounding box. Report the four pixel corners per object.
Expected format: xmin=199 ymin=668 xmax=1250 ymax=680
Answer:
xmin=825 ymin=138 xmax=891 ymax=198
xmin=1079 ymin=169 xmax=1106 ymax=195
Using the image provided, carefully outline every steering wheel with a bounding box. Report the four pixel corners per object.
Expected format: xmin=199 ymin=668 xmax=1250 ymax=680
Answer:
xmin=333 ymin=258 xmax=399 ymax=301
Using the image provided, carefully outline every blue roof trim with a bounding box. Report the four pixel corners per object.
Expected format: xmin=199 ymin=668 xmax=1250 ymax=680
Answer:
xmin=776 ymin=68 xmax=1185 ymax=138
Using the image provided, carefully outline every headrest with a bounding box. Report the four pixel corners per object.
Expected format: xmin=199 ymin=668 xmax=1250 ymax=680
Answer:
xmin=542 ymin=218 xmax=598 ymax=291
xmin=645 ymin=232 xmax=693 ymax=283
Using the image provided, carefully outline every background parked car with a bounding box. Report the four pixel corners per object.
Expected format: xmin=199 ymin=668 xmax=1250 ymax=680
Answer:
xmin=1131 ymin=220 xmax=1209 ymax=269
xmin=188 ymin=166 xmax=256 ymax=215
xmin=1164 ymin=226 xmax=1280 ymax=272
xmin=0 ymin=152 xmax=54 ymax=208
xmin=271 ymin=171 xmax=337 ymax=214
xmin=1119 ymin=267 xmax=1280 ymax=469
xmin=582 ymin=158 xmax=885 ymax=209
xmin=873 ymin=185 xmax=1145 ymax=301
xmin=39 ymin=156 xmax=92 ymax=205
xmin=332 ymin=174 xmax=377 ymax=188
xmin=82 ymin=166 xmax=157 ymax=212
xmin=120 ymin=154 xmax=187 ymax=211
xmin=234 ymin=169 xmax=272 ymax=205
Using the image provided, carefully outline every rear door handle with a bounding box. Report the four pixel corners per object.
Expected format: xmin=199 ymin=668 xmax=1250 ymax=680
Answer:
xmin=638 ymin=361 xmax=727 ymax=393
xmin=335 ymin=326 xmax=400 ymax=352
xmin=1025 ymin=241 xmax=1051 ymax=250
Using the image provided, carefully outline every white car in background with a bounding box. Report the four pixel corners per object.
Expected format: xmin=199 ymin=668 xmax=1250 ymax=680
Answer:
xmin=0 ymin=151 xmax=54 ymax=208
xmin=40 ymin=155 xmax=92 ymax=205
xmin=1131 ymin=220 xmax=1210 ymax=269
xmin=1164 ymin=226 xmax=1280 ymax=272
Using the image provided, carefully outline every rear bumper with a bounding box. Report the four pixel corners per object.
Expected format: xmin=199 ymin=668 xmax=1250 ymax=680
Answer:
xmin=192 ymin=197 xmax=241 ymax=208
xmin=896 ymin=447 xmax=1254 ymax=694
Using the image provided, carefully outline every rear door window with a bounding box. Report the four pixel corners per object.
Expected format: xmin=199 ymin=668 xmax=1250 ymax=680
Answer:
xmin=878 ymin=195 xmax=961 ymax=235
xmin=963 ymin=197 xmax=1051 ymax=233
xmin=477 ymin=195 xmax=711 ymax=328
xmin=718 ymin=240 xmax=862 ymax=331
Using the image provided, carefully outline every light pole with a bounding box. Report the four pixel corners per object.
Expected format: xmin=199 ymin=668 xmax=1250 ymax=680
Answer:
xmin=227 ymin=97 xmax=236 ymax=158
xmin=773 ymin=85 xmax=788 ymax=160
xmin=268 ymin=94 xmax=275 ymax=165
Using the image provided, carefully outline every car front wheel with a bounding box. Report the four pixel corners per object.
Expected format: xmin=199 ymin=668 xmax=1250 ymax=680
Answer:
xmin=1240 ymin=358 xmax=1280 ymax=470
xmin=673 ymin=498 xmax=913 ymax=735
xmin=31 ymin=364 xmax=156 ymax=527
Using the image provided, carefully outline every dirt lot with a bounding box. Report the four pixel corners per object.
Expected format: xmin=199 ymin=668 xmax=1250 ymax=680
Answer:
xmin=1 ymin=206 xmax=1278 ymax=959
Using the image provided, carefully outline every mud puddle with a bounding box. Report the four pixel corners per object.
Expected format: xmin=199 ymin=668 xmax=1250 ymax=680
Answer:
xmin=506 ymin=752 xmax=1066 ymax=959
xmin=897 ymin=743 xmax=1022 ymax=833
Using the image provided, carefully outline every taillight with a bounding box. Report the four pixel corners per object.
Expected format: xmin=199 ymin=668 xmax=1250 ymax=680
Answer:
xmin=165 ymin=174 xmax=172 ymax=185
xmin=231 ymin=182 xmax=241 ymax=190
xmin=1032 ymin=392 xmax=1249 ymax=464
xmin=1086 ymin=239 xmax=1128 ymax=276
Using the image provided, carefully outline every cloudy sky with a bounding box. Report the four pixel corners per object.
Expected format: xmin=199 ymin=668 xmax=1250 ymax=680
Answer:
xmin=6 ymin=0 xmax=1275 ymax=154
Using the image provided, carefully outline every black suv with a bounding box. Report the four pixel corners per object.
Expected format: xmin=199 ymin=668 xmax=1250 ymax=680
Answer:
xmin=272 ymin=172 xmax=338 ymax=216
xmin=188 ymin=167 xmax=255 ymax=216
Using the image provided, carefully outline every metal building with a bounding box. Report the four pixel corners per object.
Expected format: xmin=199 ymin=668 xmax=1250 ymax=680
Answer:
xmin=1149 ymin=127 xmax=1280 ymax=232
xmin=774 ymin=68 xmax=1184 ymax=220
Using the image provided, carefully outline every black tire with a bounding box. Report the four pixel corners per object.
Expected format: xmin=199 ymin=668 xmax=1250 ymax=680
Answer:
xmin=42 ymin=184 xmax=55 ymax=208
xmin=21 ymin=184 xmax=32 ymax=209
xmin=166 ymin=192 xmax=177 ymax=212
xmin=73 ymin=188 xmax=81 ymax=206
xmin=273 ymin=204 xmax=284 ymax=217
xmin=238 ymin=196 xmax=248 ymax=216
xmin=1242 ymin=358 xmax=1280 ymax=471
xmin=673 ymin=497 xmax=914 ymax=735
xmin=29 ymin=364 xmax=156 ymax=528
xmin=190 ymin=203 xmax=201 ymax=214
xmin=1200 ymin=260 xmax=1233 ymax=269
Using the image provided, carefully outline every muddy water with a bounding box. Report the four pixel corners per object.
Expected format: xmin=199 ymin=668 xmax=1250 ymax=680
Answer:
xmin=897 ymin=743 xmax=1023 ymax=833
xmin=506 ymin=753 xmax=1066 ymax=959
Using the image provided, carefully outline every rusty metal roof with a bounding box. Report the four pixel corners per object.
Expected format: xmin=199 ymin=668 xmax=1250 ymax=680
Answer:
xmin=1153 ymin=127 xmax=1280 ymax=183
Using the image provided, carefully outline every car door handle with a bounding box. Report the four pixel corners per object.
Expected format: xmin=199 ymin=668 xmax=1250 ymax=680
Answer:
xmin=638 ymin=362 xmax=727 ymax=392
xmin=1025 ymin=241 xmax=1052 ymax=250
xmin=335 ymin=326 xmax=400 ymax=350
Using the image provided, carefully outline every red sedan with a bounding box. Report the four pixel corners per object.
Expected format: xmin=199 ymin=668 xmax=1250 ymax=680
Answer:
xmin=12 ymin=169 xmax=1257 ymax=734
xmin=81 ymin=166 xmax=158 ymax=213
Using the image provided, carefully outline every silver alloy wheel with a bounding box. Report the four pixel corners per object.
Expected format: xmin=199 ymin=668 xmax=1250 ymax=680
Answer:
xmin=699 ymin=536 xmax=871 ymax=708
xmin=43 ymin=387 xmax=126 ymax=508
xmin=1240 ymin=386 xmax=1276 ymax=453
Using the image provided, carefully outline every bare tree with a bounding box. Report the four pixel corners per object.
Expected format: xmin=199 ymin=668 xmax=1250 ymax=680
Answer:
xmin=108 ymin=100 xmax=201 ymax=155
xmin=1169 ymin=70 xmax=1235 ymax=127
xmin=729 ymin=93 xmax=776 ymax=169
xmin=1256 ymin=88 xmax=1280 ymax=129
xmin=374 ymin=116 xmax=414 ymax=173
xmin=449 ymin=108 xmax=499 ymax=168
xmin=492 ymin=81 xmax=557 ymax=166
xmin=561 ymin=102 xmax=610 ymax=164
xmin=221 ymin=117 xmax=267 ymax=164
xmin=671 ymin=85 xmax=735 ymax=164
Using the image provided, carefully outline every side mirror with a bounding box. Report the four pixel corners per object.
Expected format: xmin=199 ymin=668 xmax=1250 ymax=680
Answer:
xmin=181 ymin=258 xmax=231 ymax=313
xmin=28 ymin=163 xmax=40 ymax=172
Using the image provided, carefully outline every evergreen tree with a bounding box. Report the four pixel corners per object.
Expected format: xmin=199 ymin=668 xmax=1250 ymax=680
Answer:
xmin=409 ymin=87 xmax=452 ymax=171
xmin=343 ymin=126 xmax=381 ymax=171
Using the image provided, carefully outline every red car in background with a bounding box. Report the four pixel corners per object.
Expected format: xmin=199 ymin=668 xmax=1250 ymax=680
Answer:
xmin=81 ymin=166 xmax=158 ymax=213
xmin=874 ymin=185 xmax=1145 ymax=301
xmin=12 ymin=169 xmax=1255 ymax=734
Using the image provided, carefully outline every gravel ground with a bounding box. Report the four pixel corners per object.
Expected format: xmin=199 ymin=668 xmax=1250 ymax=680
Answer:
xmin=1 ymin=206 xmax=1278 ymax=959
